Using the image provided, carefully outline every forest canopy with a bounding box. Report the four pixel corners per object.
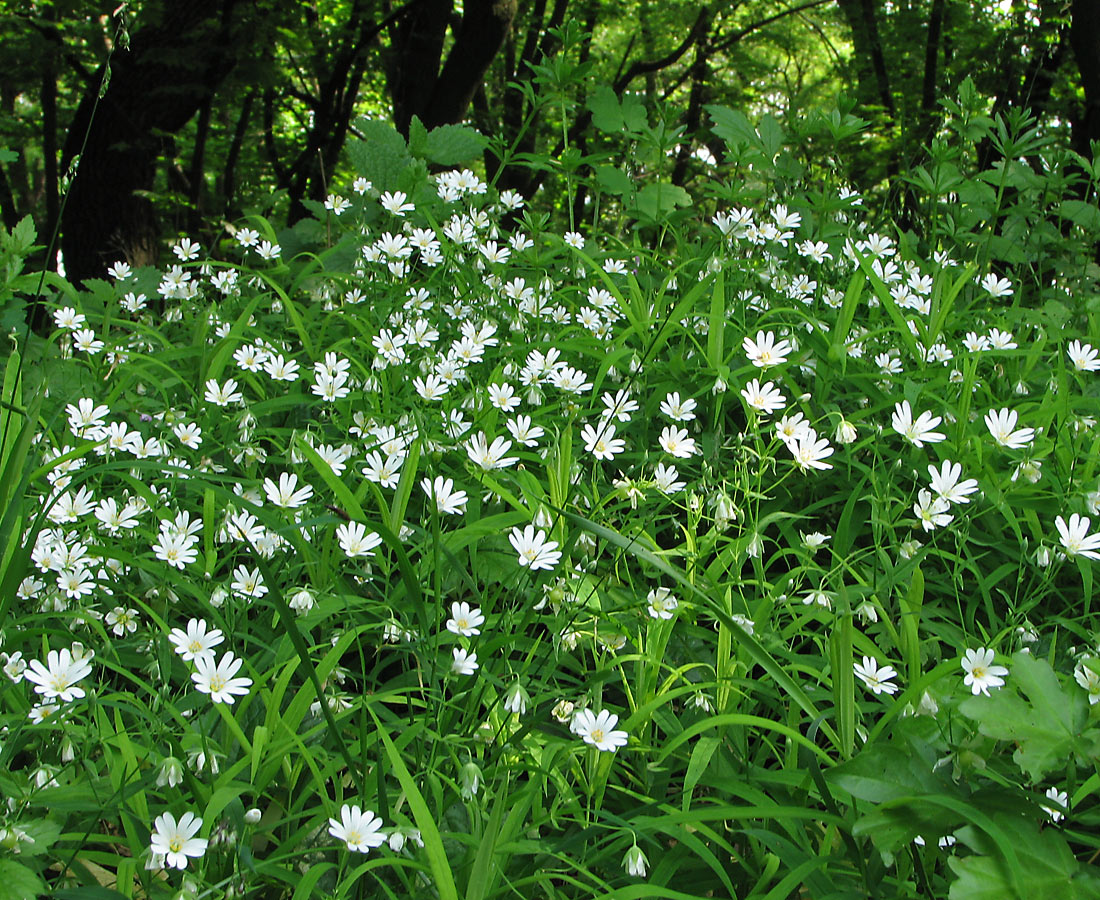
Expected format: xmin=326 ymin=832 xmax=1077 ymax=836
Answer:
xmin=0 ymin=0 xmax=1097 ymax=283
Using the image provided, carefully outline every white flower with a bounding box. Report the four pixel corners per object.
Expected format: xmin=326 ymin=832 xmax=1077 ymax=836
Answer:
xmin=1074 ymin=661 xmax=1100 ymax=704
xmin=149 ymin=811 xmax=207 ymax=870
xmin=581 ymin=421 xmax=626 ymax=460
xmin=657 ymin=425 xmax=697 ymax=458
xmin=960 ymin=647 xmax=1008 ymax=696
xmin=24 ymin=648 xmax=93 ymax=702
xmin=336 ymin=522 xmax=384 ymax=558
xmin=1068 ymin=340 xmax=1100 ymax=372
xmin=740 ymin=379 xmax=786 ymax=415
xmin=451 ymin=648 xmax=479 ymax=676
xmin=891 ymin=401 xmax=945 ymax=448
xmin=980 ymin=273 xmax=1013 ymax=297
xmin=191 ymin=651 xmax=253 ymax=704
xmin=572 ymin=708 xmax=629 ymax=751
xmin=913 ymin=489 xmax=953 ymax=532
xmin=263 ymin=472 xmax=314 ymax=509
xmin=646 ymin=587 xmax=678 ymax=620
xmin=743 ymin=330 xmax=792 ymax=368
xmin=1041 ymin=787 xmax=1069 ymax=824
xmin=1054 ymin=514 xmax=1100 ymax=560
xmin=509 ymin=525 xmax=561 ymax=571
xmin=328 ymin=805 xmax=385 ymax=853
xmin=985 ymin=408 xmax=1034 ymax=449
xmin=659 ymin=392 xmax=698 ymax=421
xmin=853 ymin=656 xmax=899 ymax=695
xmin=168 ymin=618 xmax=224 ymax=663
xmin=446 ymin=601 xmax=484 ymax=636
xmin=783 ymin=428 xmax=834 ymax=472
xmin=466 ymin=432 xmax=518 ymax=470
xmin=927 ymin=460 xmax=979 ymax=504
xmin=623 ymin=843 xmax=649 ymax=877
xmin=421 ymin=476 xmax=468 ymax=515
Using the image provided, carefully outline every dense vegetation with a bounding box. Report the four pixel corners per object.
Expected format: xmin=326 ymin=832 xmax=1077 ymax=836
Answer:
xmin=2 ymin=3 xmax=1100 ymax=900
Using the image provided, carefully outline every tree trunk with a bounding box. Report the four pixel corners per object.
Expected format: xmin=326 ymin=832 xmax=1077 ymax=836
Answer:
xmin=59 ymin=0 xmax=244 ymax=285
xmin=1070 ymin=0 xmax=1100 ymax=154
xmin=834 ymin=0 xmax=893 ymax=116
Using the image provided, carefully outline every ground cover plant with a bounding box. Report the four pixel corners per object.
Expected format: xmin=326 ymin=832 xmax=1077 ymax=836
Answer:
xmin=2 ymin=74 xmax=1100 ymax=900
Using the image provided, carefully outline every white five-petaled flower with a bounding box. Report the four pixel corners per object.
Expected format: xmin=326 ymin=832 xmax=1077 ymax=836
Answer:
xmin=149 ymin=811 xmax=207 ymax=869
xmin=659 ymin=391 xmax=697 ymax=421
xmin=263 ymin=472 xmax=314 ymax=509
xmin=328 ymin=805 xmax=386 ymax=853
xmin=646 ymin=587 xmax=679 ymax=620
xmin=446 ymin=601 xmax=484 ymax=636
xmin=509 ymin=525 xmax=561 ymax=571
xmin=581 ymin=421 xmax=626 ymax=460
xmin=927 ymin=460 xmax=979 ymax=504
xmin=1068 ymin=340 xmax=1100 ymax=373
xmin=657 ymin=425 xmax=697 ymax=458
xmin=743 ymin=330 xmax=792 ymax=368
xmin=451 ymin=647 xmax=479 ymax=675
xmin=336 ymin=522 xmax=384 ymax=558
xmin=961 ymin=647 xmax=1008 ymax=696
xmin=891 ymin=401 xmax=945 ymax=448
xmin=24 ymin=648 xmax=94 ymax=702
xmin=913 ymin=489 xmax=953 ymax=532
xmin=783 ymin=428 xmax=834 ymax=472
xmin=421 ymin=476 xmax=468 ymax=515
xmin=740 ymin=379 xmax=786 ymax=415
xmin=191 ymin=651 xmax=253 ymax=704
xmin=168 ymin=618 xmax=224 ymax=663
xmin=466 ymin=432 xmax=518 ymax=470
xmin=572 ymin=708 xmax=629 ymax=752
xmin=985 ymin=408 xmax=1035 ymax=449
xmin=853 ymin=656 xmax=899 ymax=695
xmin=1054 ymin=514 xmax=1100 ymax=560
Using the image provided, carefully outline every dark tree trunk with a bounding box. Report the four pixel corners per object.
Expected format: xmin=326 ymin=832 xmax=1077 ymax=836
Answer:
xmin=222 ymin=89 xmax=254 ymax=217
xmin=835 ymin=0 xmax=893 ymax=116
xmin=1070 ymin=0 xmax=1100 ymax=154
xmin=59 ymin=0 xmax=244 ymax=285
xmin=390 ymin=0 xmax=517 ymax=136
xmin=41 ymin=9 xmax=59 ymax=268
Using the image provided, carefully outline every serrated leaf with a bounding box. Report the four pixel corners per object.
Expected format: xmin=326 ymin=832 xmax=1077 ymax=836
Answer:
xmin=424 ymin=124 xmax=487 ymax=166
xmin=0 ymin=859 xmax=45 ymax=900
xmin=706 ymin=104 xmax=759 ymax=150
xmin=633 ymin=183 xmax=692 ymax=220
xmin=587 ymin=84 xmax=623 ymax=133
xmin=594 ymin=165 xmax=632 ymax=196
xmin=347 ymin=117 xmax=410 ymax=191
xmin=947 ymin=818 xmax=1098 ymax=900
xmin=408 ymin=115 xmax=429 ymax=158
xmin=757 ymin=114 xmax=785 ymax=158
xmin=958 ymin=651 xmax=1095 ymax=782
xmin=620 ymin=91 xmax=647 ymax=132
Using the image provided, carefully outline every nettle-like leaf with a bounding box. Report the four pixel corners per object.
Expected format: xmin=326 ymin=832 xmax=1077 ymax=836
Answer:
xmin=958 ymin=651 xmax=1100 ymax=782
xmin=347 ymin=117 xmax=411 ymax=191
xmin=423 ymin=123 xmax=487 ymax=166
xmin=948 ymin=818 xmax=1100 ymax=900
xmin=633 ymin=183 xmax=692 ymax=221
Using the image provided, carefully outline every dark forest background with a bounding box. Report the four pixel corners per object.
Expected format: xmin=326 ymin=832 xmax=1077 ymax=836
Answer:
xmin=2 ymin=0 xmax=1099 ymax=285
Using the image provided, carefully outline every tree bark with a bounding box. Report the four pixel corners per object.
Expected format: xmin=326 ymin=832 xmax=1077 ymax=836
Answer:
xmin=1070 ymin=0 xmax=1100 ymax=154
xmin=59 ymin=0 xmax=244 ymax=285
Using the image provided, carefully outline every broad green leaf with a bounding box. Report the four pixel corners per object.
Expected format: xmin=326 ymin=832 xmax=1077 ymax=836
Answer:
xmin=347 ymin=117 xmax=411 ymax=191
xmin=0 ymin=860 xmax=45 ymax=900
xmin=633 ymin=183 xmax=692 ymax=220
xmin=958 ymin=651 xmax=1099 ymax=782
xmin=424 ymin=123 xmax=487 ymax=165
xmin=588 ymin=84 xmax=623 ymax=133
xmin=948 ymin=818 xmax=1100 ymax=900
xmin=706 ymin=104 xmax=759 ymax=150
